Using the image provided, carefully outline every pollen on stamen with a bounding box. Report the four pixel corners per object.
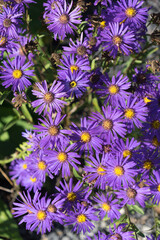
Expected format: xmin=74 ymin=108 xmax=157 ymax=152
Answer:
xmin=70 ymin=65 xmax=79 ymax=73
xmin=126 ymin=188 xmax=137 ymax=198
xmin=157 ymin=184 xmax=160 ymax=192
xmin=151 ymin=120 xmax=160 ymax=129
xmin=97 ymin=166 xmax=106 ymax=176
xmin=44 ymin=92 xmax=54 ymax=103
xmin=112 ymin=36 xmax=122 ymax=46
xmin=48 ymin=125 xmax=59 ymax=136
xmin=12 ymin=69 xmax=23 ymax=79
xmin=125 ymin=7 xmax=136 ymax=18
xmin=123 ymin=149 xmax=132 ymax=158
xmin=102 ymin=203 xmax=111 ymax=212
xmin=22 ymin=163 xmax=27 ymax=169
xmin=102 ymin=119 xmax=113 ymax=130
xmin=77 ymin=214 xmax=86 ymax=223
xmin=143 ymin=160 xmax=152 ymax=170
xmin=114 ymin=166 xmax=124 ymax=176
xmin=0 ymin=36 xmax=6 ymax=46
xmin=38 ymin=161 xmax=46 ymax=170
xmin=59 ymin=14 xmax=69 ymax=24
xmin=124 ymin=108 xmax=135 ymax=119
xmin=67 ymin=192 xmax=77 ymax=201
xmin=37 ymin=210 xmax=47 ymax=221
xmin=108 ymin=84 xmax=119 ymax=95
xmin=30 ymin=177 xmax=37 ymax=182
xmin=100 ymin=20 xmax=106 ymax=28
xmin=57 ymin=152 xmax=68 ymax=162
xmin=47 ymin=204 xmax=57 ymax=213
xmin=70 ymin=80 xmax=77 ymax=88
xmin=81 ymin=132 xmax=91 ymax=143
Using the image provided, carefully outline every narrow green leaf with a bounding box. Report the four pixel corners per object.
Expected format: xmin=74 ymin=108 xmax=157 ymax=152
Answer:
xmin=3 ymin=117 xmax=19 ymax=131
xmin=73 ymin=168 xmax=82 ymax=180
xmin=0 ymin=91 xmax=9 ymax=105
xmin=128 ymin=204 xmax=144 ymax=215
xmin=21 ymin=104 xmax=33 ymax=122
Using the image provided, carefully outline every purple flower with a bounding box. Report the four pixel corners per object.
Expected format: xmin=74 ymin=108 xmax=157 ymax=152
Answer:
xmin=86 ymin=231 xmax=107 ymax=240
xmin=93 ymin=193 xmax=121 ymax=221
xmin=65 ymin=203 xmax=98 ymax=234
xmin=116 ymin=183 xmax=150 ymax=207
xmin=0 ymin=6 xmax=22 ymax=38
xmin=97 ymin=71 xmax=131 ymax=106
xmin=0 ymin=33 xmax=17 ymax=58
xmin=107 ymin=223 xmax=135 ymax=240
xmin=21 ymin=172 xmax=43 ymax=192
xmin=0 ymin=56 xmax=34 ymax=92
xmin=69 ymin=117 xmax=103 ymax=155
xmin=47 ymin=0 xmax=81 ymax=40
xmin=34 ymin=113 xmax=67 ymax=148
xmin=32 ymin=80 xmax=67 ymax=115
xmin=149 ymin=170 xmax=160 ymax=204
xmin=106 ymin=153 xmax=137 ymax=189
xmin=90 ymin=106 xmax=126 ymax=141
xmin=101 ymin=22 xmax=136 ymax=58
xmin=47 ymin=138 xmax=81 ymax=177
xmin=9 ymin=158 xmax=28 ymax=185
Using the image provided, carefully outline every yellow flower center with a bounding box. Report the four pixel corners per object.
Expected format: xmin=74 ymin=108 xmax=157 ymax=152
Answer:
xmin=144 ymin=97 xmax=152 ymax=104
xmin=97 ymin=166 xmax=106 ymax=176
xmin=70 ymin=80 xmax=77 ymax=88
xmin=30 ymin=177 xmax=37 ymax=182
xmin=143 ymin=161 xmax=152 ymax=170
xmin=57 ymin=152 xmax=67 ymax=162
xmin=37 ymin=210 xmax=47 ymax=221
xmin=0 ymin=36 xmax=6 ymax=46
xmin=59 ymin=14 xmax=69 ymax=24
xmin=44 ymin=92 xmax=54 ymax=103
xmin=12 ymin=69 xmax=22 ymax=79
xmin=108 ymin=84 xmax=119 ymax=95
xmin=152 ymin=136 xmax=160 ymax=147
xmin=151 ymin=120 xmax=160 ymax=129
xmin=112 ymin=36 xmax=122 ymax=46
xmin=102 ymin=203 xmax=111 ymax=212
xmin=157 ymin=184 xmax=160 ymax=192
xmin=67 ymin=192 xmax=77 ymax=201
xmin=125 ymin=7 xmax=136 ymax=18
xmin=100 ymin=20 xmax=106 ymax=28
xmin=22 ymin=163 xmax=27 ymax=169
xmin=77 ymin=214 xmax=86 ymax=223
xmin=47 ymin=204 xmax=57 ymax=213
xmin=81 ymin=132 xmax=91 ymax=143
xmin=114 ymin=166 xmax=124 ymax=176
xmin=70 ymin=65 xmax=79 ymax=73
xmin=123 ymin=149 xmax=132 ymax=158
xmin=124 ymin=108 xmax=135 ymax=119
xmin=48 ymin=125 xmax=59 ymax=136
xmin=102 ymin=119 xmax=113 ymax=130
xmin=38 ymin=161 xmax=46 ymax=170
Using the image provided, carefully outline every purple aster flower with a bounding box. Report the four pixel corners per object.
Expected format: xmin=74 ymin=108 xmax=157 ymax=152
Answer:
xmin=65 ymin=203 xmax=98 ymax=234
xmin=22 ymin=129 xmax=36 ymax=145
xmin=88 ymin=68 xmax=105 ymax=90
xmin=47 ymin=138 xmax=80 ymax=177
xmin=47 ymin=0 xmax=81 ymax=40
xmin=101 ymin=22 xmax=136 ymax=58
xmin=0 ymin=6 xmax=22 ymax=38
xmin=32 ymin=80 xmax=67 ymax=115
xmin=107 ymin=223 xmax=135 ymax=240
xmin=106 ymin=153 xmax=137 ymax=189
xmin=11 ymin=0 xmax=36 ymax=10
xmin=0 ymin=56 xmax=34 ymax=92
xmin=58 ymin=54 xmax=90 ymax=79
xmin=142 ymin=115 xmax=160 ymax=142
xmin=34 ymin=112 xmax=67 ymax=148
xmin=86 ymin=231 xmax=107 ymax=240
xmin=149 ymin=170 xmax=160 ymax=204
xmin=63 ymin=33 xmax=90 ymax=58
xmin=56 ymin=178 xmax=88 ymax=211
xmin=9 ymin=158 xmax=28 ymax=185
xmin=93 ymin=193 xmax=121 ymax=221
xmin=83 ymin=153 xmax=108 ymax=190
xmin=0 ymin=33 xmax=17 ymax=58
xmin=90 ymin=105 xmax=126 ymax=141
xmin=43 ymin=0 xmax=64 ymax=17
xmin=113 ymin=137 xmax=140 ymax=159
xmin=69 ymin=117 xmax=103 ymax=155
xmin=60 ymin=69 xmax=90 ymax=98
xmin=97 ymin=71 xmax=131 ymax=106
xmin=116 ymin=183 xmax=150 ymax=207
xmin=115 ymin=0 xmax=148 ymax=28
xmin=120 ymin=95 xmax=148 ymax=133
xmin=21 ymin=171 xmax=43 ymax=192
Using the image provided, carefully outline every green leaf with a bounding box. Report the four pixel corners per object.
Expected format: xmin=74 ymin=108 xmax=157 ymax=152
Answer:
xmin=21 ymin=104 xmax=33 ymax=122
xmin=0 ymin=91 xmax=9 ymax=105
xmin=92 ymin=97 xmax=101 ymax=112
xmin=130 ymin=223 xmax=145 ymax=237
xmin=128 ymin=204 xmax=144 ymax=215
xmin=0 ymin=199 xmax=22 ymax=240
xmin=3 ymin=117 xmax=19 ymax=131
xmin=73 ymin=168 xmax=82 ymax=180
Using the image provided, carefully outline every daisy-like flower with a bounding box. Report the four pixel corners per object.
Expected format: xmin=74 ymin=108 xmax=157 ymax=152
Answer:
xmin=149 ymin=170 xmax=160 ymax=204
xmin=0 ymin=56 xmax=34 ymax=92
xmin=93 ymin=193 xmax=121 ymax=221
xmin=142 ymin=115 xmax=160 ymax=142
xmin=116 ymin=183 xmax=150 ymax=207
xmin=108 ymin=223 xmax=135 ymax=240
xmin=0 ymin=6 xmax=22 ymax=38
xmin=101 ymin=22 xmax=136 ymax=58
xmin=69 ymin=117 xmax=103 ymax=155
xmin=58 ymin=54 xmax=90 ymax=79
xmin=56 ymin=178 xmax=88 ymax=211
xmin=90 ymin=105 xmax=126 ymax=141
xmin=60 ymin=69 xmax=90 ymax=98
xmin=21 ymin=172 xmax=43 ymax=192
xmin=13 ymin=191 xmax=55 ymax=234
xmin=63 ymin=33 xmax=90 ymax=58
xmin=86 ymin=231 xmax=107 ymax=240
xmin=0 ymin=33 xmax=17 ymax=58
xmin=106 ymin=153 xmax=137 ymax=189
xmin=97 ymin=71 xmax=131 ymax=106
xmin=12 ymin=0 xmax=36 ymax=9
xmin=65 ymin=203 xmax=98 ymax=234
xmin=115 ymin=0 xmax=148 ymax=28
xmin=120 ymin=95 xmax=148 ymax=133
xmin=32 ymin=80 xmax=67 ymax=115
xmin=47 ymin=138 xmax=80 ymax=177
xmin=43 ymin=0 xmax=64 ymax=17
xmin=83 ymin=153 xmax=108 ymax=190
xmin=47 ymin=0 xmax=81 ymax=40
xmin=34 ymin=113 xmax=68 ymax=148
xmin=113 ymin=137 xmax=140 ymax=159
